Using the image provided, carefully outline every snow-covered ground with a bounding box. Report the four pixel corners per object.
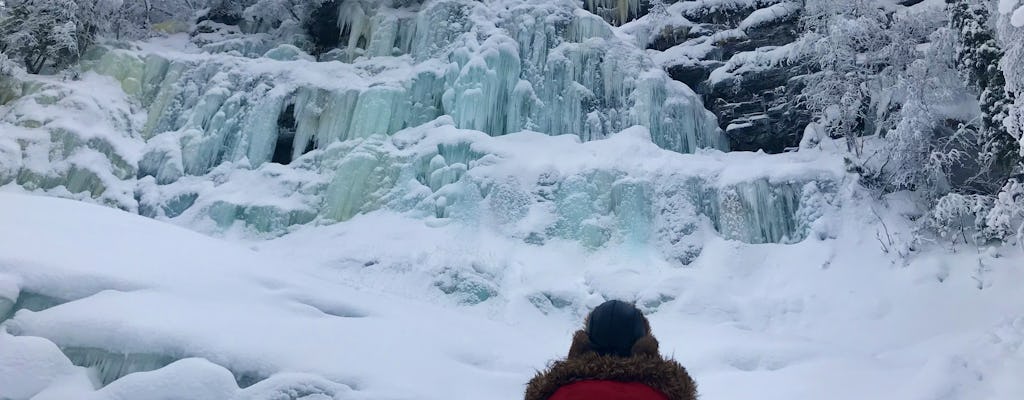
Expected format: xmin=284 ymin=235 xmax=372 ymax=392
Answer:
xmin=2 ymin=0 xmax=1024 ymax=398
xmin=2 ymin=191 xmax=1023 ymax=400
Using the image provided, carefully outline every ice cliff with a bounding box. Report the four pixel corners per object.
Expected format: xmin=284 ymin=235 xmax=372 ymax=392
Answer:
xmin=0 ymin=0 xmax=846 ymax=256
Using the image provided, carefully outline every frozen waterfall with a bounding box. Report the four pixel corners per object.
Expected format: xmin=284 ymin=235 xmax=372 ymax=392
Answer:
xmin=0 ymin=0 xmax=844 ymax=254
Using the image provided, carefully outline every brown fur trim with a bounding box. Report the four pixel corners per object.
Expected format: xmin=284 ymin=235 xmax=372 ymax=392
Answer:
xmin=524 ymin=351 xmax=698 ymax=400
xmin=567 ymin=330 xmax=591 ymax=358
xmin=567 ymin=329 xmax=661 ymax=358
xmin=527 ymin=306 xmax=696 ymax=400
xmin=631 ymin=334 xmax=660 ymax=357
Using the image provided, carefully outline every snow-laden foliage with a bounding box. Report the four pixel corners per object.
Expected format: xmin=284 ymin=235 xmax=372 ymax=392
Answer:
xmin=996 ymin=1 xmax=1024 ymax=154
xmin=796 ymin=0 xmax=937 ymax=155
xmin=949 ymin=0 xmax=1019 ymax=191
xmin=0 ymin=0 xmax=87 ymax=73
xmin=793 ymin=0 xmax=1024 ymax=245
xmin=885 ymin=42 xmax=961 ymax=198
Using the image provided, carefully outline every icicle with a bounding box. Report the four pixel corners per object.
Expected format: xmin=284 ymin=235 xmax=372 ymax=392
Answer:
xmin=583 ymin=0 xmax=642 ymax=26
xmin=611 ymin=179 xmax=654 ymax=244
xmin=367 ymin=13 xmax=400 ymax=57
xmin=292 ymin=88 xmax=324 ymax=161
xmin=323 ymin=143 xmax=385 ymax=221
xmin=411 ymin=1 xmax=472 ymax=61
xmin=566 ymin=10 xmax=613 ymax=42
xmin=348 ymin=86 xmax=406 ymax=139
xmin=61 ymin=347 xmax=179 ymax=387
xmin=701 ymin=179 xmax=803 ymax=244
xmin=338 ymin=0 xmax=370 ymax=60
xmin=316 ymin=89 xmax=360 ymax=145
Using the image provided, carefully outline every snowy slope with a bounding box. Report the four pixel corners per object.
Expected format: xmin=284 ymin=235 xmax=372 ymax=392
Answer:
xmin=1 ymin=0 xmax=1023 ymax=398
xmin=2 ymin=193 xmax=1023 ymax=400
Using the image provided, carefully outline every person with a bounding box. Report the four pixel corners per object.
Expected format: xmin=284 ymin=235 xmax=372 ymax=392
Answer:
xmin=524 ymin=300 xmax=698 ymax=400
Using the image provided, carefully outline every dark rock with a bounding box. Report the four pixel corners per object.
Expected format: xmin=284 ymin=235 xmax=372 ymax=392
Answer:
xmin=307 ymin=0 xmax=342 ymax=56
xmin=706 ymin=67 xmax=811 ymax=152
xmin=743 ymin=14 xmax=800 ymax=50
xmin=647 ymin=25 xmax=693 ymax=51
xmin=682 ymin=3 xmax=759 ymax=26
xmin=717 ymin=14 xmax=800 ymax=60
xmin=201 ymin=0 xmax=245 ymax=26
xmin=661 ymin=2 xmax=810 ymax=153
xmin=667 ymin=62 xmax=720 ymax=91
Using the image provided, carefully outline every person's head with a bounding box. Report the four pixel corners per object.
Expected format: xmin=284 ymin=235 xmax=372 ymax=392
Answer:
xmin=584 ymin=300 xmax=650 ymax=357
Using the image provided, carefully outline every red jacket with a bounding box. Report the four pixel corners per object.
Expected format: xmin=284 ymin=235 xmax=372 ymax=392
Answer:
xmin=525 ymin=330 xmax=697 ymax=400
xmin=550 ymin=380 xmax=670 ymax=400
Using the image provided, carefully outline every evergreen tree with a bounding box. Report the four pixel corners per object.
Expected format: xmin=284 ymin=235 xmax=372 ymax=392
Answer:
xmin=0 ymin=0 xmax=88 ymax=74
xmin=947 ymin=0 xmax=1019 ymax=192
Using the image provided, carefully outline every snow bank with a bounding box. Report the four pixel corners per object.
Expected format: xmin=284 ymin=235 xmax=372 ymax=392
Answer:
xmin=0 ymin=193 xmax=567 ymax=400
xmin=2 ymin=184 xmax=1023 ymax=399
xmin=0 ymin=72 xmax=144 ymax=211
xmin=1000 ymin=0 xmax=1024 ymax=26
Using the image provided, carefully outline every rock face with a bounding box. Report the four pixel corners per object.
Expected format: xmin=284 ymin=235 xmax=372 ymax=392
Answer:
xmin=653 ymin=0 xmax=811 ymax=153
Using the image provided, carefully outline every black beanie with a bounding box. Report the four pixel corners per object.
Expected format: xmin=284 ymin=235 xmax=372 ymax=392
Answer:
xmin=585 ymin=300 xmax=648 ymax=357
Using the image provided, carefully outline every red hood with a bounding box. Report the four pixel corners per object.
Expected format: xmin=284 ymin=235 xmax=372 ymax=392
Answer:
xmin=550 ymin=380 xmax=670 ymax=400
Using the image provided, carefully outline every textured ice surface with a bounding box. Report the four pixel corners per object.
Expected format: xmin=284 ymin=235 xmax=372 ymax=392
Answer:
xmin=0 ymin=71 xmax=142 ymax=211
xmin=1 ymin=64 xmax=823 ymax=248
xmin=0 ymin=0 xmax=742 ymax=245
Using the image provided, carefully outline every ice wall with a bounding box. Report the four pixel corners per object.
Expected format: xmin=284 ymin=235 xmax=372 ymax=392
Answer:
xmin=0 ymin=0 xmax=844 ymax=256
xmin=84 ymin=0 xmax=725 ymax=178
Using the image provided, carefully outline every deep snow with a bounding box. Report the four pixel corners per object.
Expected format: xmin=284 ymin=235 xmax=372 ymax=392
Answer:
xmin=1 ymin=0 xmax=1023 ymax=398
xmin=1 ymin=192 xmax=1023 ymax=400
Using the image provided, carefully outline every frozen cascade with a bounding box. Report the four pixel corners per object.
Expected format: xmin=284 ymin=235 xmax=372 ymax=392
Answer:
xmin=79 ymin=0 xmax=725 ymax=179
xmin=584 ymin=0 xmax=645 ymax=26
xmin=701 ymin=179 xmax=813 ymax=244
xmin=0 ymin=0 xmax=843 ymax=253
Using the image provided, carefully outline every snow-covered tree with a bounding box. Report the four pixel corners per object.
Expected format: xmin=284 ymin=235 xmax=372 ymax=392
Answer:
xmin=0 ymin=0 xmax=89 ymax=74
xmin=884 ymin=26 xmax=973 ymax=197
xmin=148 ymin=0 xmax=208 ymax=24
xmin=796 ymin=0 xmax=935 ymax=155
xmin=996 ymin=1 xmax=1024 ymax=156
xmin=990 ymin=0 xmax=1024 ymax=244
xmin=981 ymin=178 xmax=1024 ymax=243
xmin=948 ymin=0 xmax=1019 ymax=192
xmin=102 ymin=0 xmax=153 ymax=40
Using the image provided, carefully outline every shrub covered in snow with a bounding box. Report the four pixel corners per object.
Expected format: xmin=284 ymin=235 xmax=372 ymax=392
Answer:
xmin=793 ymin=0 xmax=1024 ymax=245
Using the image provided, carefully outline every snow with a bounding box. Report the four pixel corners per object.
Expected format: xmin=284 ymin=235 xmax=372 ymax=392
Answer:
xmin=738 ymin=2 xmax=802 ymax=31
xmin=2 ymin=0 xmax=1024 ymax=399
xmin=0 ymin=193 xmax=566 ymax=400
xmin=2 ymin=185 xmax=1024 ymax=399
xmin=708 ymin=43 xmax=799 ymax=86
xmin=1000 ymin=0 xmax=1024 ymax=26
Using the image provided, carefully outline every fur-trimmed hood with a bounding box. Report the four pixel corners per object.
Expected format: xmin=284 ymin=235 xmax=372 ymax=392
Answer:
xmin=524 ymin=329 xmax=698 ymax=400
